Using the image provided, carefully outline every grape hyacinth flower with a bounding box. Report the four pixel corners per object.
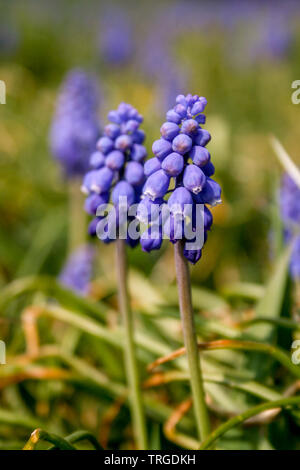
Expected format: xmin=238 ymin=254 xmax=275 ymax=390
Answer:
xmin=98 ymin=6 xmax=134 ymax=66
xmin=139 ymin=93 xmax=222 ymax=441
xmin=140 ymin=93 xmax=221 ymax=264
xmin=50 ymin=69 xmax=100 ymax=178
xmin=82 ymin=102 xmax=147 ymax=246
xmin=82 ymin=102 xmax=148 ymax=449
xmin=59 ymin=244 xmax=95 ymax=296
xmin=280 ymin=174 xmax=300 ymax=280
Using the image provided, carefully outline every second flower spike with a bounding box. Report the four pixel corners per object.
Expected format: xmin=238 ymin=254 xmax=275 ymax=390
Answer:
xmin=139 ymin=93 xmax=222 ymax=263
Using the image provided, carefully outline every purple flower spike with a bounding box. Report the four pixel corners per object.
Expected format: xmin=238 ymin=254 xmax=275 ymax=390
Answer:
xmin=49 ymin=69 xmax=100 ymax=178
xmin=98 ymin=6 xmax=133 ymax=66
xmin=139 ymin=93 xmax=221 ymax=263
xmin=162 ymin=152 xmax=184 ymax=177
xmin=183 ymin=165 xmax=206 ymax=194
xmin=143 ymin=169 xmax=170 ymax=200
xmin=83 ymin=102 xmax=147 ymax=246
xmin=279 ymin=174 xmax=300 ymax=280
xmin=172 ymin=134 xmax=193 ymax=155
xmin=59 ymin=244 xmax=95 ymax=295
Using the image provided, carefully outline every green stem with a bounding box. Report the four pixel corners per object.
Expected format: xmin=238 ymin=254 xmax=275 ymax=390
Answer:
xmin=64 ymin=430 xmax=103 ymax=449
xmin=174 ymin=241 xmax=210 ymax=441
xmin=49 ymin=430 xmax=103 ymax=450
xmin=23 ymin=428 xmax=76 ymax=450
xmin=116 ymin=238 xmax=147 ymax=449
xmin=199 ymin=396 xmax=300 ymax=450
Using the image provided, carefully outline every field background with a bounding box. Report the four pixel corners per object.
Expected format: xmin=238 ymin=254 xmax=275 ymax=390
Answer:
xmin=1 ymin=0 xmax=300 ymax=450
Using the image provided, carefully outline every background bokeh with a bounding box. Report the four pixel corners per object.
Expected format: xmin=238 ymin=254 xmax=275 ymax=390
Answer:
xmin=1 ymin=0 xmax=300 ymax=451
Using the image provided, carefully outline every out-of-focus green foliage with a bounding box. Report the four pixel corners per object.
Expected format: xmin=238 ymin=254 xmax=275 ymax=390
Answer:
xmin=1 ymin=0 xmax=300 ymax=450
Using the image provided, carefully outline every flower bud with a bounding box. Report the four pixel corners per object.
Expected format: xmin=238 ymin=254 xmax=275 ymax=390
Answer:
xmin=193 ymin=128 xmax=211 ymax=147
xmin=90 ymin=151 xmax=105 ymax=169
xmin=194 ymin=178 xmax=221 ymax=206
xmin=202 ymin=161 xmax=215 ymax=177
xmin=104 ymin=123 xmax=121 ymax=139
xmin=183 ymin=245 xmax=202 ymax=264
xmin=152 ymin=139 xmax=172 ymax=160
xmin=172 ymin=134 xmax=193 ymax=155
xmin=141 ymin=227 xmax=163 ymax=252
xmin=125 ymin=161 xmax=145 ymax=186
xmin=115 ymin=134 xmax=133 ymax=150
xmin=161 ymin=152 xmax=184 ymax=176
xmin=131 ymin=129 xmax=145 ymax=144
xmin=144 ymin=157 xmax=161 ymax=177
xmin=166 ymin=109 xmax=182 ymax=124
xmin=112 ymin=180 xmax=135 ymax=207
xmin=181 ymin=119 xmax=198 ymax=136
xmin=143 ymin=169 xmax=170 ymax=200
xmin=131 ymin=143 xmax=147 ymax=162
xmin=160 ymin=122 xmax=180 ymax=141
xmin=84 ymin=192 xmax=109 ymax=215
xmin=183 ymin=164 xmax=206 ymax=194
xmin=189 ymin=146 xmax=210 ymax=167
xmin=91 ymin=167 xmax=114 ymax=194
xmin=96 ymin=136 xmax=114 ymax=154
xmin=105 ymin=150 xmax=125 ymax=170
xmin=168 ymin=187 xmax=193 ymax=214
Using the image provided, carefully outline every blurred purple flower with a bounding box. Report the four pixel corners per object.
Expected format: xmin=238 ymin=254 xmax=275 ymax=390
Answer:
xmin=98 ymin=6 xmax=134 ymax=65
xmin=59 ymin=244 xmax=95 ymax=295
xmin=279 ymin=174 xmax=300 ymax=280
xmin=50 ymin=69 xmax=100 ymax=178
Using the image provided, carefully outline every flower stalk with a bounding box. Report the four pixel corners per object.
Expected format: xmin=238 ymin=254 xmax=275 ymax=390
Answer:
xmin=116 ymin=238 xmax=147 ymax=449
xmin=174 ymin=240 xmax=210 ymax=441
